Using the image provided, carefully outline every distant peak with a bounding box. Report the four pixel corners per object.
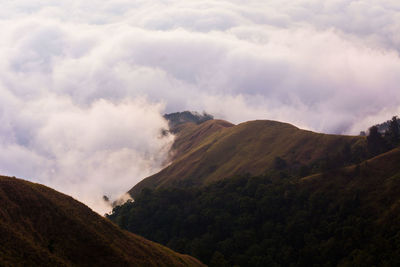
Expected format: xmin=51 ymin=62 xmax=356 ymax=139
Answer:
xmin=164 ymin=111 xmax=214 ymax=128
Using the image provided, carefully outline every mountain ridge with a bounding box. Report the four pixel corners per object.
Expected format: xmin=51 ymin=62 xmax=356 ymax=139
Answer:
xmin=164 ymin=111 xmax=214 ymax=129
xmin=0 ymin=175 xmax=204 ymax=266
xmin=130 ymin=119 xmax=365 ymax=197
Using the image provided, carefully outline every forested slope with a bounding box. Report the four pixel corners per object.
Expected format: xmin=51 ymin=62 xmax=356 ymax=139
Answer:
xmin=110 ymin=148 xmax=400 ymax=266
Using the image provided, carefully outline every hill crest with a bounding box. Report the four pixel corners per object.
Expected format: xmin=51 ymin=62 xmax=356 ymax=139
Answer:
xmin=130 ymin=119 xmax=365 ymax=197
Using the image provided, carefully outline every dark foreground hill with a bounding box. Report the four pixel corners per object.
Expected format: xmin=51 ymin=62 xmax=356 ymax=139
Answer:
xmin=130 ymin=119 xmax=365 ymax=197
xmin=110 ymin=148 xmax=400 ymax=266
xmin=0 ymin=176 xmax=204 ymax=267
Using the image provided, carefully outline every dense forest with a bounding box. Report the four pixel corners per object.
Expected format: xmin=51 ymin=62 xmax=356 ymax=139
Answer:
xmin=108 ymin=155 xmax=400 ymax=266
xmin=108 ymin=116 xmax=400 ymax=266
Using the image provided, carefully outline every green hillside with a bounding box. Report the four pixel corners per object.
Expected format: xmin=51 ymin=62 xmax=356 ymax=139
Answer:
xmin=0 ymin=176 xmax=204 ymax=267
xmin=110 ymin=148 xmax=400 ymax=266
xmin=130 ymin=119 xmax=365 ymax=197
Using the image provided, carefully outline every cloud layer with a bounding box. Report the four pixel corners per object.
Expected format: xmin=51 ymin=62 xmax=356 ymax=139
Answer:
xmin=0 ymin=93 xmax=173 ymax=213
xmin=0 ymin=0 xmax=399 ymax=212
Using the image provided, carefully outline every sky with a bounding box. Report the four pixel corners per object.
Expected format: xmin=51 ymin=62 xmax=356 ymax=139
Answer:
xmin=0 ymin=0 xmax=399 ymax=213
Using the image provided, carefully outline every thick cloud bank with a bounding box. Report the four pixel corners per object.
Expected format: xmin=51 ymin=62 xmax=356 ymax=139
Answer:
xmin=0 ymin=93 xmax=173 ymax=213
xmin=0 ymin=0 xmax=399 ymax=212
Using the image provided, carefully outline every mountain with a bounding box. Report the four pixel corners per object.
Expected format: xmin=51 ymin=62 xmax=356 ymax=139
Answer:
xmin=0 ymin=175 xmax=204 ymax=266
xmin=110 ymin=147 xmax=400 ymax=266
xmin=169 ymin=119 xmax=234 ymax=160
xmin=164 ymin=111 xmax=214 ymax=129
xmin=129 ymin=119 xmax=366 ymax=197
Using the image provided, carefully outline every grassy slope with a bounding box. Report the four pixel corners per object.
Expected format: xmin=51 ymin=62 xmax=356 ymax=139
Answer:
xmin=130 ymin=119 xmax=364 ymax=197
xmin=170 ymin=119 xmax=234 ymax=160
xmin=0 ymin=176 xmax=205 ymax=267
xmin=301 ymin=147 xmax=400 ymax=224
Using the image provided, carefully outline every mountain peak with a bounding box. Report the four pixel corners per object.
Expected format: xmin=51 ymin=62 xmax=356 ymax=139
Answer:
xmin=164 ymin=111 xmax=214 ymax=129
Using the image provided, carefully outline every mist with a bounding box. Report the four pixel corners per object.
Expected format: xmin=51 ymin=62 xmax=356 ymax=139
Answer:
xmin=0 ymin=0 xmax=399 ymax=213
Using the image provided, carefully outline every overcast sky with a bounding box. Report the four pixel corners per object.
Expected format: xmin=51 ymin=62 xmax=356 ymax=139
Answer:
xmin=0 ymin=0 xmax=399 ymax=213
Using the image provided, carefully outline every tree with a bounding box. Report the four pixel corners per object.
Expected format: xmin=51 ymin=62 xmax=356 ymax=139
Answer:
xmin=367 ymin=126 xmax=385 ymax=156
xmin=387 ymin=116 xmax=400 ymax=147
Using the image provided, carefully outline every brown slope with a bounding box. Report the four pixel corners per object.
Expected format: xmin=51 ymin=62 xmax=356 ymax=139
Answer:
xmin=170 ymin=119 xmax=234 ymax=160
xmin=130 ymin=119 xmax=365 ymax=197
xmin=0 ymin=176 xmax=205 ymax=267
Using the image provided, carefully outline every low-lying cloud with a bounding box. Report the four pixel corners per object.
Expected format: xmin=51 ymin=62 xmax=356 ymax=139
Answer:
xmin=0 ymin=93 xmax=173 ymax=213
xmin=0 ymin=0 xmax=399 ymax=212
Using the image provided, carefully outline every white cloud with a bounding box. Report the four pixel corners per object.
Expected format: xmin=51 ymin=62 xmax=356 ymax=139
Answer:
xmin=0 ymin=89 xmax=173 ymax=214
xmin=0 ymin=0 xmax=399 ymax=212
